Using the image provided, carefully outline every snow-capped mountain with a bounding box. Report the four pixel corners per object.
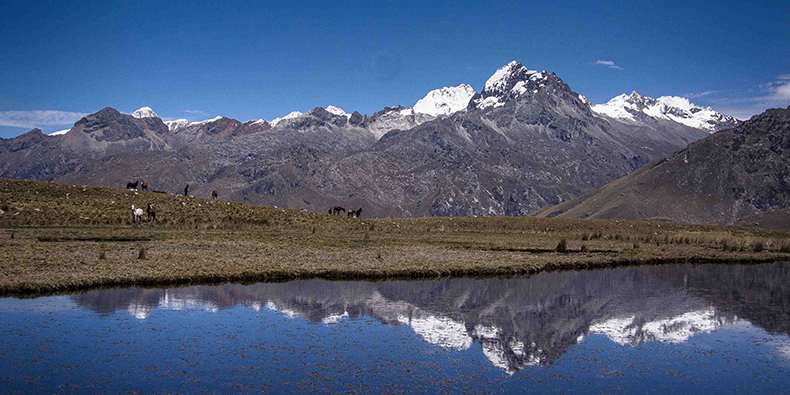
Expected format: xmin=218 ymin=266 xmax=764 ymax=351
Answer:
xmin=325 ymin=105 xmax=350 ymax=118
xmin=270 ymin=111 xmax=303 ymax=127
xmin=469 ymin=61 xmax=553 ymax=109
xmin=592 ymin=91 xmax=739 ymax=132
xmin=413 ymin=84 xmax=476 ymax=116
xmin=131 ymin=106 xmax=158 ymax=119
xmin=2 ymin=60 xmax=745 ymax=219
xmin=164 ymin=119 xmax=189 ymax=132
xmin=189 ymin=116 xmax=223 ymax=126
xmin=269 ymin=106 xmax=348 ymax=128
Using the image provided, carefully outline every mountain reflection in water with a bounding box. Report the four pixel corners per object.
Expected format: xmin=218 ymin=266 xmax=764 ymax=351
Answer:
xmin=70 ymin=262 xmax=790 ymax=374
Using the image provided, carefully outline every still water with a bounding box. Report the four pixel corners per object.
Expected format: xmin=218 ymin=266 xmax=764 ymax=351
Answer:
xmin=2 ymin=263 xmax=790 ymax=393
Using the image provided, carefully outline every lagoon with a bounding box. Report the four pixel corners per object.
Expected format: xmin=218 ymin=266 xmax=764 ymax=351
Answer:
xmin=2 ymin=263 xmax=789 ymax=393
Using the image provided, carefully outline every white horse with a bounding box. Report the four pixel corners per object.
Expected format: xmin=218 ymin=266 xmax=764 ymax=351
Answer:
xmin=131 ymin=204 xmax=144 ymax=223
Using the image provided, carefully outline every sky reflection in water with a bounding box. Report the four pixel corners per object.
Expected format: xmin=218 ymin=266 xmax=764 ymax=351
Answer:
xmin=1 ymin=263 xmax=789 ymax=393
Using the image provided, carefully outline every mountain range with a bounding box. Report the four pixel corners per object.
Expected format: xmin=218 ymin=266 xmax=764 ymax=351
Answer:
xmin=0 ymin=61 xmax=742 ymax=219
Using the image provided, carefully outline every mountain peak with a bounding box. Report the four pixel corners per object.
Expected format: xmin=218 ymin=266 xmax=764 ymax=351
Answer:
xmin=481 ymin=61 xmax=548 ymax=96
xmin=270 ymin=111 xmax=303 ymax=127
xmin=413 ymin=84 xmax=476 ymax=116
xmin=592 ymin=93 xmax=739 ymax=132
xmin=164 ymin=119 xmax=189 ymax=132
xmin=132 ymin=107 xmax=158 ymax=119
xmin=326 ymin=105 xmax=350 ymax=118
xmin=469 ymin=61 xmax=577 ymax=112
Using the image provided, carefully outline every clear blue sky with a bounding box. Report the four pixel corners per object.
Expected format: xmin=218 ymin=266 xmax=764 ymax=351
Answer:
xmin=1 ymin=0 xmax=788 ymax=138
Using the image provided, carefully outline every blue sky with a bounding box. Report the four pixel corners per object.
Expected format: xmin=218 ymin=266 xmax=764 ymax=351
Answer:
xmin=1 ymin=0 xmax=788 ymax=138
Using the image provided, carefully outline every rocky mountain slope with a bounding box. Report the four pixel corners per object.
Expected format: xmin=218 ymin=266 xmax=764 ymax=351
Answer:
xmin=538 ymin=106 xmax=790 ymax=228
xmin=278 ymin=62 xmax=712 ymax=217
xmin=0 ymin=61 xmax=736 ymax=217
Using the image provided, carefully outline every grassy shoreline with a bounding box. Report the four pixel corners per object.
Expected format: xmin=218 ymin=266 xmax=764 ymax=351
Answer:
xmin=2 ymin=177 xmax=790 ymax=297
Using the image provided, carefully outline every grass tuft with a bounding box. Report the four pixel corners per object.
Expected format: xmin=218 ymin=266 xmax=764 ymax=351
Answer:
xmin=556 ymin=239 xmax=567 ymax=253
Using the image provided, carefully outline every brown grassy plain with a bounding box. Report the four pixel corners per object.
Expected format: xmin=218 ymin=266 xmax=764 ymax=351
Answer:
xmin=2 ymin=177 xmax=789 ymax=296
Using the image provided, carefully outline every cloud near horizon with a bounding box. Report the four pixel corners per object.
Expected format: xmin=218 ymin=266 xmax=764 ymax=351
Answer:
xmin=0 ymin=110 xmax=88 ymax=129
xmin=702 ymin=75 xmax=790 ymax=120
xmin=685 ymin=90 xmax=720 ymax=99
xmin=589 ymin=60 xmax=623 ymax=70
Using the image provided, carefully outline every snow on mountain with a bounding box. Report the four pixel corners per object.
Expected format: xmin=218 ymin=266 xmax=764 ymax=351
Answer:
xmin=482 ymin=61 xmax=547 ymax=96
xmin=468 ymin=61 xmax=553 ymax=110
xmin=475 ymin=96 xmax=505 ymax=109
xmin=591 ymin=91 xmax=739 ymax=132
xmin=326 ymin=106 xmax=349 ymax=118
xmin=164 ymin=119 xmax=189 ymax=132
xmin=49 ymin=129 xmax=70 ymax=136
xmin=243 ymin=119 xmax=270 ymax=127
xmin=413 ymin=84 xmax=476 ymax=116
xmin=270 ymin=111 xmax=303 ymax=127
xmin=189 ymin=116 xmax=223 ymax=126
xmin=131 ymin=106 xmax=158 ymax=119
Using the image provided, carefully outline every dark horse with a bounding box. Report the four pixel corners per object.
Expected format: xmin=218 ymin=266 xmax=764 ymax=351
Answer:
xmin=147 ymin=203 xmax=156 ymax=222
xmin=141 ymin=181 xmax=148 ymax=191
xmin=331 ymin=206 xmax=345 ymax=215
xmin=212 ymin=190 xmax=218 ymax=199
xmin=347 ymin=208 xmax=362 ymax=218
xmin=126 ymin=181 xmax=139 ymax=190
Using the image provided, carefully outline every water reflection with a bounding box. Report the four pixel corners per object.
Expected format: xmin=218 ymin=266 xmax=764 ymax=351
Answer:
xmin=68 ymin=262 xmax=790 ymax=374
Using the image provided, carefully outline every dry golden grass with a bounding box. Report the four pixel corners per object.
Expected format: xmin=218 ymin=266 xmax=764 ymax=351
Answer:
xmin=2 ymin=177 xmax=790 ymax=296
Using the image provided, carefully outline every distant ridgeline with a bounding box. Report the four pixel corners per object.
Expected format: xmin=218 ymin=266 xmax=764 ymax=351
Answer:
xmin=0 ymin=61 xmax=749 ymax=222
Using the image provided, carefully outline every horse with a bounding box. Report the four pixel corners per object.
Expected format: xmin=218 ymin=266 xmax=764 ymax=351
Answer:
xmin=141 ymin=181 xmax=148 ymax=191
xmin=332 ymin=206 xmax=345 ymax=215
xmin=131 ymin=204 xmax=144 ymax=223
xmin=184 ymin=184 xmax=189 ymax=196
xmin=212 ymin=190 xmax=218 ymax=200
xmin=147 ymin=203 xmax=156 ymax=222
xmin=347 ymin=208 xmax=362 ymax=218
xmin=126 ymin=181 xmax=139 ymax=190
